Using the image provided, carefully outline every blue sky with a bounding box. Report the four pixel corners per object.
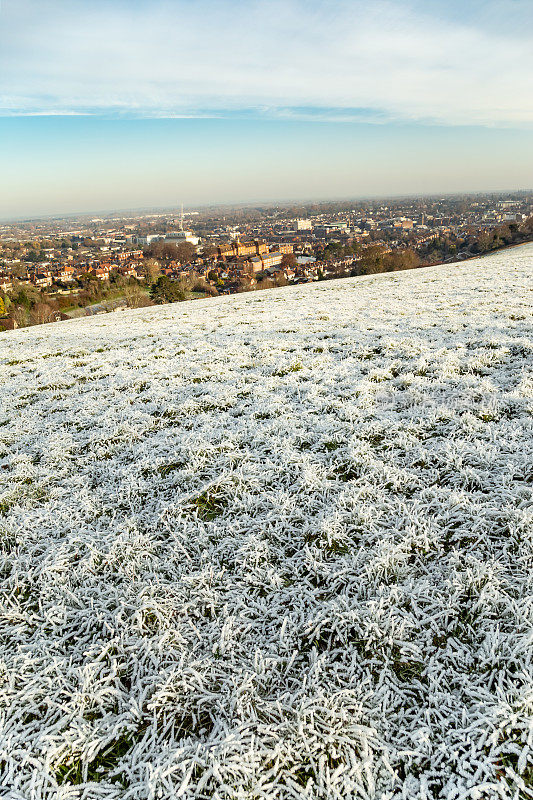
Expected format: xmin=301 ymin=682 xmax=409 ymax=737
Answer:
xmin=0 ymin=0 xmax=532 ymax=217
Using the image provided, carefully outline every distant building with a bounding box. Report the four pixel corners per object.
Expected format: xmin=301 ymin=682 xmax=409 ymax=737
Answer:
xmin=0 ymin=275 xmax=13 ymax=292
xmin=32 ymin=273 xmax=53 ymax=288
xmin=262 ymin=252 xmax=283 ymax=268
xmin=92 ymin=266 xmax=111 ymax=280
xmin=135 ymin=234 xmax=165 ymax=246
xmin=271 ymin=243 xmax=294 ymax=254
xmin=55 ymin=266 xmax=75 ymax=282
xmin=313 ymin=222 xmax=350 ymax=238
xmin=118 ymin=265 xmax=138 ymax=278
xmin=218 ymin=240 xmax=268 ymax=260
xmin=249 ymin=252 xmax=284 ymax=273
xmin=166 ymin=230 xmax=200 ymax=246
xmin=293 ymin=219 xmax=312 ymax=231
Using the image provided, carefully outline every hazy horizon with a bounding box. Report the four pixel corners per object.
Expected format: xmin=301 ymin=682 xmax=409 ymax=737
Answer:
xmin=1 ymin=185 xmax=532 ymax=226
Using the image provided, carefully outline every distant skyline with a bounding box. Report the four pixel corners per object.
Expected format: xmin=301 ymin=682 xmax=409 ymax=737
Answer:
xmin=1 ymin=0 xmax=532 ymax=217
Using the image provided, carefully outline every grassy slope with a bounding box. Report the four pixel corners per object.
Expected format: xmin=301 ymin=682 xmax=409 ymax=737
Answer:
xmin=0 ymin=245 xmax=532 ymax=799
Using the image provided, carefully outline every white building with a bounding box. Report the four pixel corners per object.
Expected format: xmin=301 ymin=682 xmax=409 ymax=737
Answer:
xmin=293 ymin=219 xmax=312 ymax=231
xmin=135 ymin=234 xmax=165 ymax=246
xmin=166 ymin=230 xmax=200 ymax=246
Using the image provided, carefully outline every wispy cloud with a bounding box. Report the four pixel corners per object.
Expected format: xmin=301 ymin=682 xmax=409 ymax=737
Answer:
xmin=1 ymin=0 xmax=532 ymax=126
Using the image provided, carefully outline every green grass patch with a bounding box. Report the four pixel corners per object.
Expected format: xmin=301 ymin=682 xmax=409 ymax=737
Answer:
xmin=54 ymin=732 xmax=138 ymax=787
xmin=273 ymin=362 xmax=303 ymax=377
xmin=191 ymin=487 xmax=228 ymax=521
xmin=157 ymin=462 xmax=185 ymax=477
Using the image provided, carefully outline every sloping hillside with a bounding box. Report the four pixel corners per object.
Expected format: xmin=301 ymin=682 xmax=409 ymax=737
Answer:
xmin=1 ymin=246 xmax=532 ymax=799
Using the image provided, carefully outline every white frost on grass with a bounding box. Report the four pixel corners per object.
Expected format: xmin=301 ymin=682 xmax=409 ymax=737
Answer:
xmin=0 ymin=246 xmax=532 ymax=800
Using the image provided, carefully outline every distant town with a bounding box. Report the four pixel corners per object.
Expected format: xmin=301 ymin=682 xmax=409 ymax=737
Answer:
xmin=1 ymin=191 xmax=532 ymax=331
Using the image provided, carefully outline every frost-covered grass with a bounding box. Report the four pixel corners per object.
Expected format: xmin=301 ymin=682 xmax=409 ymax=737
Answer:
xmin=0 ymin=246 xmax=532 ymax=800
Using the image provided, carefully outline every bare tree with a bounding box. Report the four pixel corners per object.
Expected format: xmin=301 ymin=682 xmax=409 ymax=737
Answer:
xmin=30 ymin=302 xmax=56 ymax=325
xmin=123 ymin=283 xmax=152 ymax=308
xmin=281 ymin=253 xmax=297 ymax=269
xmin=175 ymin=242 xmax=196 ymax=263
xmin=144 ymin=258 xmax=161 ymax=285
xmin=201 ymin=244 xmax=218 ymax=260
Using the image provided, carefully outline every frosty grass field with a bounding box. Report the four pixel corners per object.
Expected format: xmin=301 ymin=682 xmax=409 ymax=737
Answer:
xmin=0 ymin=245 xmax=532 ymax=800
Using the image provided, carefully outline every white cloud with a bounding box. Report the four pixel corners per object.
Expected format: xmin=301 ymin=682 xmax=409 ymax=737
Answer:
xmin=0 ymin=0 xmax=532 ymax=126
